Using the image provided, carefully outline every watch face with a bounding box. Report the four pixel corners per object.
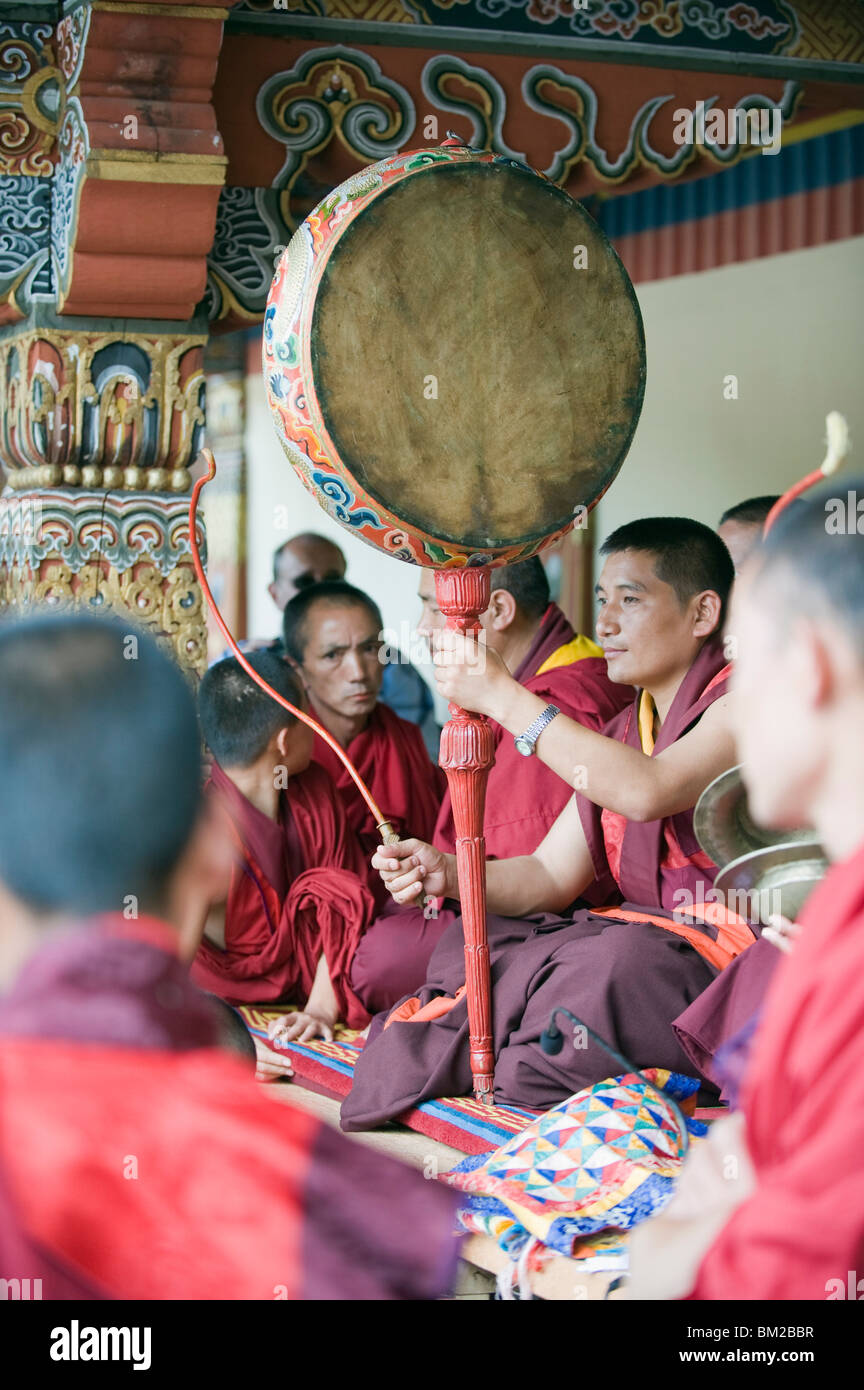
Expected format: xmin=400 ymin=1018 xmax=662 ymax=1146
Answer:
xmin=514 ymin=736 xmax=532 ymax=756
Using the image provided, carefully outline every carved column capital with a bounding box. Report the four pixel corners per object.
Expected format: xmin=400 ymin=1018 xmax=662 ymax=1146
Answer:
xmin=0 ymin=325 xmax=205 ymax=491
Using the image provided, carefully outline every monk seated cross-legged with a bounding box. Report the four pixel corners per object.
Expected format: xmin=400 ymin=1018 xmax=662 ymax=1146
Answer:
xmin=341 ymin=517 xmax=757 ymax=1130
xmin=282 ymin=580 xmax=445 ymax=900
xmin=191 ymin=650 xmax=376 ymax=1042
xmin=0 ymin=616 xmax=459 ymax=1300
xmin=350 ymin=556 xmax=631 ymax=1014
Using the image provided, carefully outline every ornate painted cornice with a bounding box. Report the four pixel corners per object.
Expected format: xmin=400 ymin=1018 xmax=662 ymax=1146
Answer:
xmin=204 ymin=186 xmax=292 ymax=324
xmin=207 ymin=39 xmax=824 ymax=320
xmin=0 ymin=486 xmax=209 ymax=674
xmin=0 ymin=20 xmax=59 ymax=176
xmin=0 ymin=2 xmax=237 ymax=325
xmin=53 ymin=2 xmax=229 ymax=320
xmin=0 ymin=486 xmax=206 ymax=578
xmin=0 ymin=174 xmax=51 ymax=325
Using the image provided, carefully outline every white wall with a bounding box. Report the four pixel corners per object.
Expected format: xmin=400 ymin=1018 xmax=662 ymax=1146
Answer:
xmin=245 ymin=235 xmax=864 ymax=666
xmin=594 ymin=236 xmax=864 ymax=547
xmin=245 ymin=376 xmax=441 ymax=702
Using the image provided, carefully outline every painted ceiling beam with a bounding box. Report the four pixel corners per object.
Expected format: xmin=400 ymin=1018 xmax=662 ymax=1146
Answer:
xmin=226 ymin=15 xmax=864 ymax=89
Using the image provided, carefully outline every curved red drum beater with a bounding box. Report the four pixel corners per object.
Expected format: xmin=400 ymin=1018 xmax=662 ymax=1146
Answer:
xmin=188 ymin=448 xmax=398 ymax=844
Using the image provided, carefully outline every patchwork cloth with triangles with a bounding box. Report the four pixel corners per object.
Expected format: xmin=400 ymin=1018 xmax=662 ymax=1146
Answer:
xmin=444 ymin=1068 xmax=707 ymax=1256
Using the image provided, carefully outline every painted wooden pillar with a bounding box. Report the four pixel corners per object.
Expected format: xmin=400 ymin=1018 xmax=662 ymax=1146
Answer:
xmin=0 ymin=0 xmax=234 ymax=676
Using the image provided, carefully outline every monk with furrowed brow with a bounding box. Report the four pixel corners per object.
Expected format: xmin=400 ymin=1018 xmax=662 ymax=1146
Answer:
xmin=342 ymin=517 xmax=755 ymax=1130
xmin=283 ymin=580 xmax=445 ymax=901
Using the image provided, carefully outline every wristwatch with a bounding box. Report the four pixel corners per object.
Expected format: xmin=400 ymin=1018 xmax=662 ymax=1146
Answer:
xmin=514 ymin=703 xmax=560 ymax=756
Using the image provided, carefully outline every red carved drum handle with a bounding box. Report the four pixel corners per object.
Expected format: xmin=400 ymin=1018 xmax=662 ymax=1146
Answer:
xmin=435 ymin=566 xmax=496 ymax=1104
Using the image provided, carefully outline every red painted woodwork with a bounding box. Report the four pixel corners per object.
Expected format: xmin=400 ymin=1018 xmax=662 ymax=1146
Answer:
xmin=435 ymin=566 xmax=496 ymax=1103
xmin=213 ymin=33 xmax=798 ymax=202
xmin=62 ymin=183 xmax=222 ymax=320
xmin=616 ymin=178 xmax=864 ymax=285
xmin=57 ymin=3 xmax=228 ymax=322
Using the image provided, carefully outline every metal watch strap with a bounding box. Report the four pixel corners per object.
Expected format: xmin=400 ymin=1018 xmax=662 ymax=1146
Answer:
xmin=514 ymin=703 xmax=560 ymax=755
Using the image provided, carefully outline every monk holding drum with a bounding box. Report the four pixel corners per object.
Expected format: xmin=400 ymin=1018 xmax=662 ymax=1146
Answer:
xmin=342 ymin=517 xmax=756 ymax=1128
xmin=262 ymin=139 xmax=649 ymax=1100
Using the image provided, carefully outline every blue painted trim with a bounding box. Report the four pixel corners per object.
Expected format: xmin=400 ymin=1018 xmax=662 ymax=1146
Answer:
xmin=600 ymin=125 xmax=864 ymax=239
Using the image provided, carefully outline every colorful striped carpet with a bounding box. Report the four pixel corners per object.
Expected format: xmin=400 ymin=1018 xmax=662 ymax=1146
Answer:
xmin=239 ymin=1004 xmax=539 ymax=1155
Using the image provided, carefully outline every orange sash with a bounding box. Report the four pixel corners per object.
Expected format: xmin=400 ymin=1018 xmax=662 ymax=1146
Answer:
xmin=383 ymin=985 xmax=466 ymax=1030
xmin=591 ymin=902 xmax=754 ymax=972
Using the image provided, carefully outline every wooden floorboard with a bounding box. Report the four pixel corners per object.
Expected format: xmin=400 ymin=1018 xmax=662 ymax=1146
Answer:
xmin=265 ymin=1079 xmax=466 ymax=1170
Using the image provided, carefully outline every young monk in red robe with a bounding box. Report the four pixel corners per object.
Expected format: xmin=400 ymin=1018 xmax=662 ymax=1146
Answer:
xmin=191 ymin=650 xmax=375 ymax=1038
xmin=350 ymin=556 xmax=630 ymax=1013
xmin=0 ymin=616 xmax=460 ymax=1300
xmin=282 ymin=580 xmax=445 ymax=894
xmin=630 ymin=487 xmax=864 ymax=1299
xmin=342 ymin=518 xmax=756 ymax=1129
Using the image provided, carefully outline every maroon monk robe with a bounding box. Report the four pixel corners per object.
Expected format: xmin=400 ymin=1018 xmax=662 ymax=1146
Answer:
xmin=672 ymin=935 xmax=777 ymax=1101
xmin=575 ymin=638 xmax=734 ymax=911
xmin=350 ymin=604 xmax=631 ymax=1014
xmin=434 ymin=603 xmax=630 ymax=859
xmin=311 ymin=700 xmax=445 ymax=892
xmin=191 ymin=761 xmax=375 ymax=1028
xmin=0 ymin=916 xmax=461 ymax=1300
xmin=690 ymin=838 xmax=864 ymax=1299
xmin=342 ymin=637 xmax=756 ymax=1128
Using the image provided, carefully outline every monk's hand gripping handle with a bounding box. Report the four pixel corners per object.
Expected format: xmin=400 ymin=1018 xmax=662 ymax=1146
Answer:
xmin=376 ymin=821 xmax=438 ymax=920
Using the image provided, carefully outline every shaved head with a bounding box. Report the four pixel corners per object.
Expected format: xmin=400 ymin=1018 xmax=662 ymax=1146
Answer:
xmin=199 ymin=650 xmax=306 ymax=768
xmin=746 ymin=487 xmax=864 ymax=658
xmin=601 ymin=516 xmax=734 ymax=626
xmin=417 ymin=556 xmax=551 ymax=662
xmin=730 ymin=480 xmax=864 ymax=839
xmin=718 ymin=497 xmax=780 ymax=576
xmin=718 ymin=496 xmax=780 ymax=529
xmin=0 ymin=615 xmax=201 ymax=915
xmin=489 ymin=557 xmax=550 ymax=621
xmin=269 ymin=533 xmax=346 ymax=611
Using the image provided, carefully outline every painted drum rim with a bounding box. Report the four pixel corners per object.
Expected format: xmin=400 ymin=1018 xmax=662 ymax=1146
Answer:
xmin=263 ymin=145 xmax=646 ymax=568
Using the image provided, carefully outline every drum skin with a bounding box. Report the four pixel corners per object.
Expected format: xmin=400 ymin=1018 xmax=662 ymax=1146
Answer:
xmin=264 ymin=144 xmax=645 ymax=569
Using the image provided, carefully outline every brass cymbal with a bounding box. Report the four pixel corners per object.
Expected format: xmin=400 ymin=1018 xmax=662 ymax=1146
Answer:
xmin=694 ymin=764 xmax=815 ymax=869
xmin=713 ymin=840 xmax=827 ymax=926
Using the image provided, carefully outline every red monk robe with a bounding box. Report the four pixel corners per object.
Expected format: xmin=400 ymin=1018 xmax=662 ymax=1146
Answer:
xmin=191 ymin=761 xmax=374 ymax=1027
xmin=311 ymin=700 xmax=445 ymax=887
xmin=690 ymin=838 xmax=864 ymax=1299
xmin=350 ymin=603 xmax=631 ymax=1013
xmin=342 ymin=637 xmax=755 ymax=1128
xmin=0 ymin=915 xmax=460 ymax=1300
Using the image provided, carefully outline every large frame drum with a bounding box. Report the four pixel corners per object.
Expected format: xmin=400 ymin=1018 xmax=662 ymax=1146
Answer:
xmin=264 ymin=139 xmax=645 ymax=1101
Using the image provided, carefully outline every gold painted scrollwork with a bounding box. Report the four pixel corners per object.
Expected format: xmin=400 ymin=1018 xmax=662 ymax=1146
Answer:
xmin=24 ymin=556 xmax=207 ymax=676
